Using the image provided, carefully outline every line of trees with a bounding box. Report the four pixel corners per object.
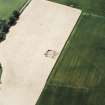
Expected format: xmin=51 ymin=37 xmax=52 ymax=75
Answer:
xmin=0 ymin=10 xmax=20 ymax=42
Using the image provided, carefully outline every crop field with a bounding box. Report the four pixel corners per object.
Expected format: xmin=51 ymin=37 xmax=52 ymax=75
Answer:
xmin=36 ymin=14 xmax=105 ymax=105
xmin=47 ymin=14 xmax=105 ymax=88
xmin=0 ymin=0 xmax=29 ymax=20
xmin=36 ymin=0 xmax=105 ymax=105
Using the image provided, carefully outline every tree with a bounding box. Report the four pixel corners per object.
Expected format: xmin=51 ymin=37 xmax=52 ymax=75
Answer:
xmin=0 ymin=63 xmax=2 ymax=84
xmin=13 ymin=10 xmax=20 ymax=19
xmin=2 ymin=24 xmax=10 ymax=33
xmin=0 ymin=19 xmax=10 ymax=33
xmin=0 ymin=32 xmax=6 ymax=42
xmin=0 ymin=19 xmax=7 ymax=42
xmin=8 ymin=16 xmax=17 ymax=26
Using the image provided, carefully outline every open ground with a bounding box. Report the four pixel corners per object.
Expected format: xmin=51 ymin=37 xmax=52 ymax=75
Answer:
xmin=0 ymin=0 xmax=81 ymax=105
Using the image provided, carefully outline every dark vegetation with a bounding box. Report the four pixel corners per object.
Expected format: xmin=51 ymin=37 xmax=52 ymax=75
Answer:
xmin=0 ymin=63 xmax=2 ymax=84
xmin=0 ymin=10 xmax=20 ymax=42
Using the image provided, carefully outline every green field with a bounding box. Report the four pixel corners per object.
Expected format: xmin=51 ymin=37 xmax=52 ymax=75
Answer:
xmin=47 ymin=14 xmax=105 ymax=89
xmin=36 ymin=0 xmax=105 ymax=105
xmin=0 ymin=0 xmax=30 ymax=42
xmin=0 ymin=0 xmax=28 ymax=20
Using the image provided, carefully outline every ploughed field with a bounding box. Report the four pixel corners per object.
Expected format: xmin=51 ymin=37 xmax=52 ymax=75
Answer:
xmin=36 ymin=0 xmax=105 ymax=105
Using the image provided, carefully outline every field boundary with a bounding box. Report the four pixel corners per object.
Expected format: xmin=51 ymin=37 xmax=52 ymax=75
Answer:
xmin=19 ymin=0 xmax=32 ymax=14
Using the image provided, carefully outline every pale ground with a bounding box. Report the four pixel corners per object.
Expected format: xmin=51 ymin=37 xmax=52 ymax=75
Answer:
xmin=0 ymin=0 xmax=81 ymax=105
